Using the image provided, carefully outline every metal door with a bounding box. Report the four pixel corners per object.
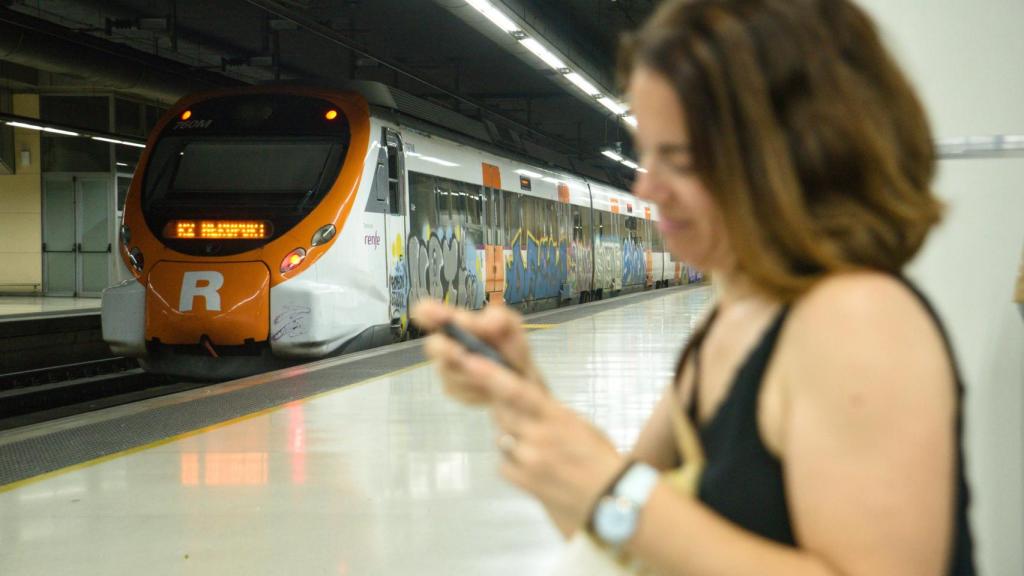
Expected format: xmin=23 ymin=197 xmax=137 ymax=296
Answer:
xmin=77 ymin=176 xmax=112 ymax=296
xmin=42 ymin=175 xmax=112 ymax=296
xmin=42 ymin=176 xmax=76 ymax=296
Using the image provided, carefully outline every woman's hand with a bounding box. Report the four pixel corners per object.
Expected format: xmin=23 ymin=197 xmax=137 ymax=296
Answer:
xmin=484 ymin=362 xmax=627 ymax=531
xmin=412 ymin=299 xmax=545 ymax=405
xmin=413 ymin=299 xmax=626 ymax=532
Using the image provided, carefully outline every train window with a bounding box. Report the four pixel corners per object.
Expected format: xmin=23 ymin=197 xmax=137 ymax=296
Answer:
xmin=492 ymin=188 xmax=504 ymax=246
xmin=505 ymin=192 xmax=522 ymax=247
xmin=582 ymin=207 xmax=593 ymax=245
xmin=409 ymin=172 xmax=438 ymax=234
xmin=437 ymin=180 xmax=454 ymax=232
xmin=521 ymin=196 xmax=534 ymax=244
xmin=545 ymin=199 xmax=557 ymax=240
xmin=386 ymin=145 xmax=402 ymax=215
xmin=465 ymin=183 xmax=483 ymax=227
xmin=451 ymin=181 xmax=468 ymax=225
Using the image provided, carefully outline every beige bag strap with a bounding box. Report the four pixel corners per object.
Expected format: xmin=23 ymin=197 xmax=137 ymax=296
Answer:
xmin=662 ymin=390 xmax=706 ymax=496
xmin=661 ymin=309 xmax=715 ymax=497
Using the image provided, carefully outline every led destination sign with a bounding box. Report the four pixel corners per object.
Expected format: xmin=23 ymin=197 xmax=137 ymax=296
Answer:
xmin=164 ymin=220 xmax=272 ymax=240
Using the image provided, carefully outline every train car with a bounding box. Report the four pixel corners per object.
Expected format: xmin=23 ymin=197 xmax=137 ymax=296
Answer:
xmin=101 ymin=81 xmax=699 ymax=379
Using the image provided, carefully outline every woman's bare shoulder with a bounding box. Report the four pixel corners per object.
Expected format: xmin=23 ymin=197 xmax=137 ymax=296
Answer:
xmin=782 ymin=271 xmax=953 ymax=402
xmin=788 ymin=271 xmax=940 ymax=343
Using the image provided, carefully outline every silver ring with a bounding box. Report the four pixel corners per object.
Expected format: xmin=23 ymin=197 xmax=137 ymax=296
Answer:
xmin=497 ymin=433 xmax=518 ymax=457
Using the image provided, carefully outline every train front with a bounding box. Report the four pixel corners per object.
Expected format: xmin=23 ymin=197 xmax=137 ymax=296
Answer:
xmin=102 ymin=88 xmax=371 ymax=379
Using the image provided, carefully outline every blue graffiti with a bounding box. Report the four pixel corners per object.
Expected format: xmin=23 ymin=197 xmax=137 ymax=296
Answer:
xmin=622 ymin=237 xmax=646 ymax=286
xmin=504 ymin=232 xmax=568 ymax=303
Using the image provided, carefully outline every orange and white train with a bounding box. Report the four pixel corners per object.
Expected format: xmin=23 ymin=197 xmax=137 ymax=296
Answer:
xmin=102 ymin=82 xmax=700 ymax=379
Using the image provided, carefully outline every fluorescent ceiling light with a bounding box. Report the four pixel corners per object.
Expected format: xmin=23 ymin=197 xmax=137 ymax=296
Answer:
xmin=597 ymin=98 xmax=628 ymax=116
xmin=465 ymin=0 xmax=520 ymax=33
xmin=6 ymin=121 xmax=43 ymax=131
xmin=601 ymin=150 xmax=623 ymax=162
xmin=116 ymin=162 xmax=128 ymax=167
xmin=564 ymin=73 xmax=599 ymax=96
xmin=637 ymin=167 xmax=648 ymax=174
xmin=516 ymin=169 xmax=542 ymax=178
xmin=623 ymin=115 xmax=638 ymax=128
xmin=43 ymin=127 xmax=80 ymax=136
xmin=91 ymin=136 xmax=145 ymax=148
xmin=7 ymin=121 xmax=78 ymax=136
xmin=519 ymin=37 xmax=565 ymax=70
xmin=621 ymin=160 xmax=640 ymax=170
xmin=542 ymin=176 xmax=561 ymax=184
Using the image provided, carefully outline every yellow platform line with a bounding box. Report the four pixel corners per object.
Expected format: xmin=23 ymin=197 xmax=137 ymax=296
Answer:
xmin=522 ymin=324 xmax=558 ymax=329
xmin=0 ymin=360 xmax=431 ymax=494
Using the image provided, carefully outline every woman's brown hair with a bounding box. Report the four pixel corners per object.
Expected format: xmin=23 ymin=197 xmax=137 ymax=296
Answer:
xmin=620 ymin=0 xmax=941 ymax=301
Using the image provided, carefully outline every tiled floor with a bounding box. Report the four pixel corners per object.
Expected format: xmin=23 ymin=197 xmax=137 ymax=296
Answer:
xmin=0 ymin=286 xmax=713 ymax=576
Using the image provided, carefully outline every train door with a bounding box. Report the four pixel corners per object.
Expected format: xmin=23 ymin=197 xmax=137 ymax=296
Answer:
xmin=382 ymin=128 xmax=409 ymax=336
xmin=42 ymin=174 xmax=112 ymax=296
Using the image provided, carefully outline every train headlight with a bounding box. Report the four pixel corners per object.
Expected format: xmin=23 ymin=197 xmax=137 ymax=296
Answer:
xmin=128 ymin=247 xmax=144 ymax=272
xmin=311 ymin=224 xmax=336 ymax=247
xmin=120 ymin=224 xmax=131 ymax=245
xmin=280 ymin=248 xmax=307 ymax=274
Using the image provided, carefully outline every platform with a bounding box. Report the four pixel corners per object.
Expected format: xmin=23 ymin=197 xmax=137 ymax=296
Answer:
xmin=0 ymin=296 xmax=101 ymax=323
xmin=0 ymin=285 xmax=713 ymax=576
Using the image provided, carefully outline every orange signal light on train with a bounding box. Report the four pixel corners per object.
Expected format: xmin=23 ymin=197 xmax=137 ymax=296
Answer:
xmin=325 ymin=109 xmax=338 ymax=121
xmin=181 ymin=110 xmax=192 ymax=121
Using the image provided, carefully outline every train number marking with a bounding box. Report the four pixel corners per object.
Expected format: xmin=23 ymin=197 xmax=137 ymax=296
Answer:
xmin=179 ymin=271 xmax=225 ymax=312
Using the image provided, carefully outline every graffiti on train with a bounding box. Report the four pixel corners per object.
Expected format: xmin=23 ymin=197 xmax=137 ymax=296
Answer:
xmin=570 ymin=240 xmax=593 ymax=293
xmin=389 ymin=234 xmax=409 ymax=329
xmin=504 ymin=231 xmax=568 ymax=303
xmin=622 ymin=236 xmax=647 ymax=286
xmin=407 ymin=229 xmax=484 ymax=308
xmin=595 ymin=239 xmax=621 ymax=289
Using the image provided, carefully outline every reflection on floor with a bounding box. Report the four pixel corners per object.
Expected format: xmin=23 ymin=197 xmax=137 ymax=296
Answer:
xmin=0 ymin=286 xmax=714 ymax=576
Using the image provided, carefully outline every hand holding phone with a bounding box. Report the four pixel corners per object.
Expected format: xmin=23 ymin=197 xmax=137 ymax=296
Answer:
xmin=441 ymin=322 xmax=516 ymax=373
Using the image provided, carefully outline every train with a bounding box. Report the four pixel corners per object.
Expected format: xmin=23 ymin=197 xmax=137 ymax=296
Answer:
xmin=101 ymin=81 xmax=702 ymax=379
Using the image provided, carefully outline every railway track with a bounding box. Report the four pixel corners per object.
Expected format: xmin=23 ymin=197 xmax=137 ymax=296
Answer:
xmin=0 ymin=359 xmax=211 ymax=431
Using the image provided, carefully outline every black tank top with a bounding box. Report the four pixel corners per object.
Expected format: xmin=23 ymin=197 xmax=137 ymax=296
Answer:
xmin=677 ymin=279 xmax=975 ymax=574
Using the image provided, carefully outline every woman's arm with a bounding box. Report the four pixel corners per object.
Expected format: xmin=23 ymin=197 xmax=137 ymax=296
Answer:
xmin=623 ymin=274 xmax=957 ymax=576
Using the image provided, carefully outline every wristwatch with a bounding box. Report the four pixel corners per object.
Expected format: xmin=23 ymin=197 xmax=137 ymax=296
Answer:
xmin=591 ymin=461 xmax=660 ymax=548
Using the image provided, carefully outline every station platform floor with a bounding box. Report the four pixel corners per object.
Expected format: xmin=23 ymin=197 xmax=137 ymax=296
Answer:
xmin=0 ymin=295 xmax=101 ymax=322
xmin=0 ymin=285 xmax=713 ymax=576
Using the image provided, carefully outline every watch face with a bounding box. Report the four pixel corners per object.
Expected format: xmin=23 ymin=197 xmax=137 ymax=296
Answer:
xmin=594 ymin=495 xmax=637 ymax=546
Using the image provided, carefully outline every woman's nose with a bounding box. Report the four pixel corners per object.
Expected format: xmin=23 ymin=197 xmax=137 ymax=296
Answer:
xmin=631 ymin=170 xmax=656 ymax=200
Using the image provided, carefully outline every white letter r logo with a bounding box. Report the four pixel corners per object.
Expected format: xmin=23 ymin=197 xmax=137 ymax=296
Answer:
xmin=179 ymin=271 xmax=224 ymax=312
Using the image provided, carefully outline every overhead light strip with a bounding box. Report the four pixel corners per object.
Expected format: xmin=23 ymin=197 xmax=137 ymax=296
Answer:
xmin=4 ymin=115 xmax=147 ymax=149
xmin=466 ymin=0 xmax=521 ymax=33
xmin=465 ymin=0 xmax=634 ymax=129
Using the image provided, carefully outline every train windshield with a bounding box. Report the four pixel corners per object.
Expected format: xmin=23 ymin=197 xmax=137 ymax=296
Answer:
xmin=141 ymin=93 xmax=351 ymax=255
xmin=146 ymin=138 xmax=343 ymax=206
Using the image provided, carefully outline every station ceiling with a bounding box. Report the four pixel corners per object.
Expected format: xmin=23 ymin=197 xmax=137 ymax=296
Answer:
xmin=0 ymin=0 xmax=656 ymax=185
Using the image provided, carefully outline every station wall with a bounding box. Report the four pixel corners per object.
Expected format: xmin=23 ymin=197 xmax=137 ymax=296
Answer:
xmin=0 ymin=94 xmax=42 ymax=293
xmin=859 ymin=1 xmax=1024 ymax=574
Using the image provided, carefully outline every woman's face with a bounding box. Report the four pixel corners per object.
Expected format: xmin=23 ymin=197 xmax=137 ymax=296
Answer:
xmin=628 ymin=67 xmax=733 ymax=273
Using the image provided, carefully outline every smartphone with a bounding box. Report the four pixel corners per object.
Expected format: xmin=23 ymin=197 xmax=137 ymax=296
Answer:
xmin=441 ymin=322 xmax=515 ymax=372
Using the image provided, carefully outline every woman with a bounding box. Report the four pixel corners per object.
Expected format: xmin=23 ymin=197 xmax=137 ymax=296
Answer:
xmin=414 ymin=0 xmax=975 ymax=574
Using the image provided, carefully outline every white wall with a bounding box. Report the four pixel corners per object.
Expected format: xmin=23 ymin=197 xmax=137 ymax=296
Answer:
xmin=856 ymin=2 xmax=1024 ymax=574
